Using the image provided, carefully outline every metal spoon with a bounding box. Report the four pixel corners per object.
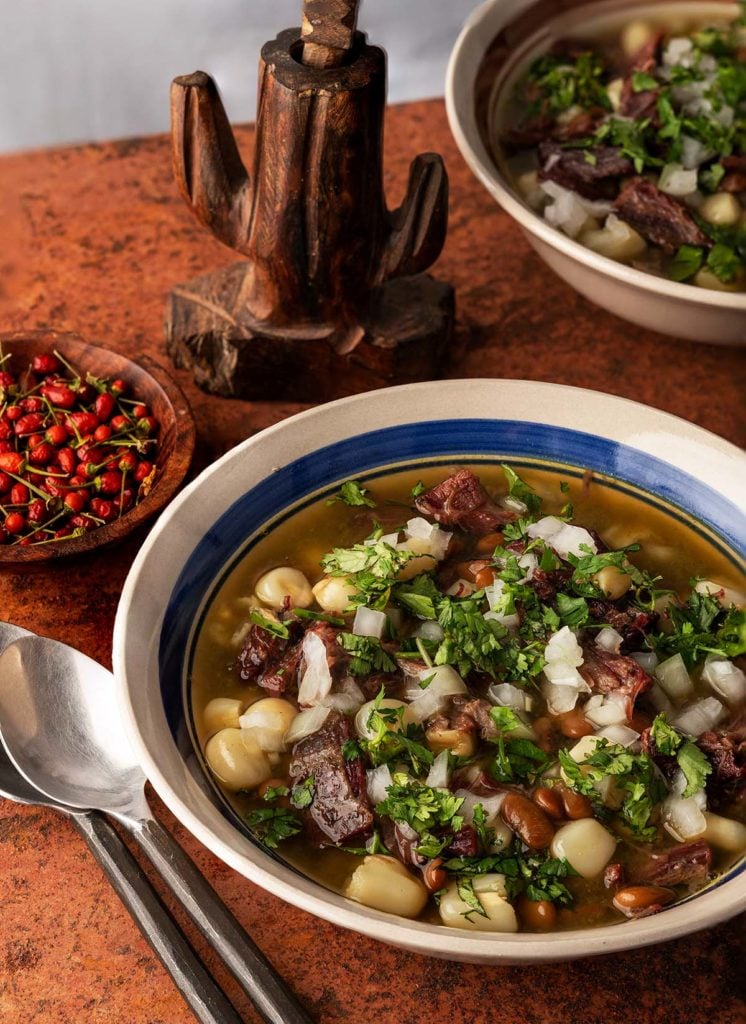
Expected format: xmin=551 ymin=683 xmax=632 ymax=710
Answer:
xmin=0 ymin=633 xmax=313 ymax=1024
xmin=0 ymin=623 xmax=243 ymax=1024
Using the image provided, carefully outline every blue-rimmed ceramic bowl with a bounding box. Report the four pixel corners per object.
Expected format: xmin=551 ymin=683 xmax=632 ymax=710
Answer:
xmin=113 ymin=379 xmax=746 ymax=964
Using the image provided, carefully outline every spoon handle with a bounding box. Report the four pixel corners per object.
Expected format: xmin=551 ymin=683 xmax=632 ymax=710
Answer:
xmin=71 ymin=812 xmax=244 ymax=1024
xmin=131 ymin=817 xmax=314 ymax=1024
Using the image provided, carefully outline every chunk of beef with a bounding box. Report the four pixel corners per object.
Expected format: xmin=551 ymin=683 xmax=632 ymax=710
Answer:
xmin=414 ymin=469 xmax=514 ymax=536
xmin=258 ymin=642 xmax=304 ymax=697
xmin=527 ymin=567 xmax=573 ymax=602
xmin=451 ymin=695 xmax=498 ymax=741
xmin=721 ymin=155 xmax=746 ymax=194
xmin=587 ymin=599 xmax=659 ymax=651
xmin=619 ymin=79 xmax=659 ymax=121
xmin=502 ymin=114 xmax=555 ymax=150
xmin=698 ymin=723 xmax=746 ymax=807
xmin=236 ymin=624 xmax=287 ymax=683
xmin=627 ymin=31 xmax=663 ymax=73
xmin=538 ymin=140 xmax=634 ymax=200
xmin=579 ymin=644 xmax=653 ymax=716
xmin=631 ymin=841 xmax=712 ymax=887
xmin=289 ymin=711 xmax=373 ymax=845
xmin=553 ymin=108 xmax=606 ymax=142
xmin=613 ymin=178 xmax=711 ymax=253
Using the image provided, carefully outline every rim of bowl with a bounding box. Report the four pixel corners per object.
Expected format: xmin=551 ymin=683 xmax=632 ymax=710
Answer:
xmin=114 ymin=379 xmax=746 ymax=963
xmin=445 ymin=0 xmax=746 ymax=312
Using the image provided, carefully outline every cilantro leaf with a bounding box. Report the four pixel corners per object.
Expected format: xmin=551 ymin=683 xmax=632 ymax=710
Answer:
xmin=290 ymin=777 xmax=315 ymax=809
xmin=632 ymin=70 xmax=658 ymax=92
xmin=556 ymin=592 xmax=589 ymax=629
xmin=410 ymin=481 xmax=426 ymax=499
xmin=707 ymin=242 xmax=741 ymax=283
xmin=670 ymin=244 xmax=704 ymax=282
xmin=489 ymin=706 xmax=522 ymax=733
xmin=249 ymin=611 xmax=289 ymax=639
xmin=327 ymin=479 xmax=376 ymax=508
xmin=650 ymin=713 xmax=682 ymax=756
xmin=677 ymin=741 xmax=712 ymax=798
xmin=375 ymin=779 xmax=464 ymax=836
xmin=337 ymin=632 xmax=398 ymax=676
xmin=457 ymin=878 xmax=488 ymax=919
xmin=490 ymin=735 xmax=550 ymax=784
xmin=246 ymin=807 xmax=302 ymax=848
xmin=501 ymin=464 xmax=542 ymax=516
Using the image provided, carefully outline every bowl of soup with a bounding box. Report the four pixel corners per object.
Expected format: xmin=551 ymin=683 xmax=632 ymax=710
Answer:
xmin=445 ymin=0 xmax=746 ymax=344
xmin=113 ymin=379 xmax=746 ymax=963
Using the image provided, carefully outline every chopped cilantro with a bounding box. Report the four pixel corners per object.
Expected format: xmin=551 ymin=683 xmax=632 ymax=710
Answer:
xmin=699 ymin=163 xmax=726 ymax=194
xmin=707 ymin=243 xmax=741 ymax=284
xmin=292 ymin=608 xmax=345 ymax=626
xmin=327 ymin=479 xmax=376 ymax=508
xmin=670 ymin=244 xmax=704 ymax=283
xmin=501 ymin=463 xmax=542 ymax=516
xmin=336 ymin=632 xmax=398 ymax=676
xmin=650 ymin=713 xmax=682 ymax=756
xmin=457 ymin=878 xmax=488 ymax=919
xmin=650 ymin=589 xmax=744 ymax=667
xmin=249 ymin=611 xmax=289 ymax=639
xmin=375 ymin=778 xmax=464 ymax=836
xmin=445 ymin=852 xmax=577 ymax=905
xmin=290 ymin=777 xmax=315 ymax=809
xmin=410 ymin=480 xmax=427 ymax=499
xmin=490 ymin=735 xmax=550 ymax=784
xmin=342 ymin=739 xmax=362 ymax=761
xmin=246 ymin=807 xmax=302 ymax=848
xmin=261 ymin=784 xmax=289 ymax=802
xmin=632 ymin=70 xmax=658 ymax=92
xmin=489 ymin=706 xmax=522 ymax=733
xmin=677 ymin=741 xmax=712 ymax=798
xmin=322 ymin=538 xmax=414 ymax=609
xmin=556 ymin=592 xmax=589 ymax=629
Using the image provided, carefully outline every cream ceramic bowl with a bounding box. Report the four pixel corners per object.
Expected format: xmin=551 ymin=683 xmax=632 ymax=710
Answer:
xmin=446 ymin=0 xmax=746 ymax=345
xmin=113 ymin=380 xmax=746 ymax=964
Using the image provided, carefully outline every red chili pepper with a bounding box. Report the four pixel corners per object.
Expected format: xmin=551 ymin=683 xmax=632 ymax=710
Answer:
xmin=133 ymin=403 xmax=148 ymax=418
xmin=90 ymin=497 xmax=116 ymax=522
xmin=0 ymin=421 xmax=12 ymax=441
xmin=115 ymin=488 xmax=135 ymax=513
xmin=31 ymin=353 xmax=60 ymax=375
xmin=5 ymin=406 xmax=22 ymax=422
xmin=0 ymin=371 xmax=14 ymax=390
xmin=110 ymin=414 xmax=130 ymax=432
xmin=66 ymin=411 xmax=99 ymax=436
xmin=0 ymin=452 xmax=25 ymax=474
xmin=110 ymin=378 xmax=127 ymax=396
xmin=68 ymin=474 xmax=87 ymax=488
xmin=21 ymin=396 xmax=45 ymax=413
xmin=27 ymin=433 xmax=45 ymax=449
xmin=96 ymin=470 xmax=123 ymax=496
xmin=57 ymin=447 xmax=77 ymax=475
xmin=79 ymin=444 xmax=105 ymax=465
xmin=10 ymin=483 xmax=29 ymax=504
xmin=42 ymin=478 xmax=64 ymax=497
xmin=118 ymin=451 xmax=138 ymax=472
xmin=0 ymin=441 xmax=13 ymax=454
xmin=134 ymin=460 xmax=153 ymax=483
xmin=28 ymin=442 xmax=56 ymax=466
xmin=55 ymin=526 xmax=75 ymax=539
xmin=4 ymin=512 xmax=26 ymax=535
xmin=0 ymin=472 xmax=11 ymax=493
xmin=14 ymin=412 xmax=45 ymax=436
xmin=41 ymin=383 xmax=76 ymax=409
xmin=69 ymin=514 xmax=95 ymax=530
xmin=46 ymin=424 xmax=68 ymax=446
xmin=93 ymin=424 xmax=112 ymax=442
xmin=27 ymin=498 xmax=47 ymax=524
xmin=137 ymin=416 xmax=157 ymax=435
xmin=64 ymin=491 xmax=86 ymax=514
xmin=94 ymin=392 xmax=116 ymax=422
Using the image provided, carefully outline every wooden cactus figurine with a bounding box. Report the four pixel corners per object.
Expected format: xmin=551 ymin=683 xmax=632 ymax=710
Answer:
xmin=166 ymin=0 xmax=454 ymax=401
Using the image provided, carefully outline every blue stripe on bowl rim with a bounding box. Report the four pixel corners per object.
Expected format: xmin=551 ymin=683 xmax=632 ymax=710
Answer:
xmin=159 ymin=417 xmax=745 ymax=891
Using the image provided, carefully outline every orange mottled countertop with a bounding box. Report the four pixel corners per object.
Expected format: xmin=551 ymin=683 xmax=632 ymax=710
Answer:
xmin=0 ymin=99 xmax=744 ymax=1024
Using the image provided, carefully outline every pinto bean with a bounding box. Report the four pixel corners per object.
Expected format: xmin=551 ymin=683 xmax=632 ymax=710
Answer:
xmin=558 ymin=708 xmax=595 ymax=739
xmin=500 ymin=793 xmax=555 ymax=849
xmin=612 ymin=886 xmax=676 ymax=917
xmin=474 ymin=531 xmax=504 ymax=554
xmin=532 ymin=786 xmax=565 ymax=820
xmin=517 ymin=896 xmax=557 ymax=931
xmin=556 ymin=785 xmax=593 ymax=820
xmin=533 ymin=716 xmax=559 ymax=752
xmin=475 ymin=566 xmax=496 ymax=589
xmin=422 ymin=857 xmax=447 ymax=893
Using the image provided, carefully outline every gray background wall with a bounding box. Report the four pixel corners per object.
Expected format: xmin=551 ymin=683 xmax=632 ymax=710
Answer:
xmin=0 ymin=0 xmax=481 ymax=153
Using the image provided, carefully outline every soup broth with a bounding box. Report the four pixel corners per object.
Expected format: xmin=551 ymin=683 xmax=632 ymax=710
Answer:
xmin=190 ymin=463 xmax=746 ymax=932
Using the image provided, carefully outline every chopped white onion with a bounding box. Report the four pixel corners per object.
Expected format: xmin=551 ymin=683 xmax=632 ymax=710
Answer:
xmin=517 ymin=552 xmax=538 ymax=581
xmin=297 ymin=631 xmax=333 ymax=707
xmin=595 ymin=627 xmax=623 ymax=654
xmin=321 ymin=676 xmax=366 ymax=714
xmin=694 ymin=579 xmax=746 ymax=606
xmin=658 ymin=163 xmax=698 ymax=197
xmin=549 ymin=524 xmax=598 ymax=561
xmin=502 ymin=495 xmax=528 ymax=514
xmin=681 ymin=134 xmax=714 ymax=169
xmin=454 ymin=789 xmax=506 ymax=825
xmin=526 ymin=516 xmax=564 ymax=543
xmin=401 ymin=517 xmax=452 ymax=561
xmin=404 ymin=665 xmax=467 ymax=723
xmin=663 ymin=37 xmax=693 ymax=66
xmin=487 ymin=682 xmax=527 ymax=712
xmin=671 ymin=769 xmax=707 ymax=806
xmin=239 ymin=703 xmax=294 ymax=753
xmin=545 ymin=626 xmax=584 ymax=667
xmin=484 ymin=609 xmax=520 ymax=630
xmin=655 ymin=653 xmax=693 ymax=701
xmin=483 ymin=579 xmax=519 ymax=628
xmin=352 ymin=606 xmax=387 ymax=639
xmin=662 ymin=794 xmax=707 ymax=842
xmin=594 ymin=724 xmax=640 ymax=748
xmin=648 ymin=681 xmax=674 ymax=714
xmin=630 ymin=651 xmax=659 ymax=673
xmin=671 ymin=697 xmax=726 ymax=737
xmin=284 ymin=705 xmax=331 ymax=745
xmin=366 ymin=764 xmax=393 ymax=805
xmin=425 ymin=750 xmax=451 ymax=789
xmin=413 ymin=619 xmax=445 ymax=642
xmin=543 ymin=661 xmax=588 ymax=688
xmin=542 ymin=682 xmax=580 ymax=715
xmin=702 ymin=656 xmax=746 ymax=706
xmin=584 ymin=696 xmax=628 ymax=727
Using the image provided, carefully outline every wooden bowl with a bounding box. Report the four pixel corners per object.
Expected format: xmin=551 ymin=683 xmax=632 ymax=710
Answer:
xmin=0 ymin=329 xmax=195 ymax=563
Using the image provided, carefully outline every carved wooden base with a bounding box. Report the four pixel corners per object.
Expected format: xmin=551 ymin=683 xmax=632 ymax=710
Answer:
xmin=165 ymin=264 xmax=455 ymax=401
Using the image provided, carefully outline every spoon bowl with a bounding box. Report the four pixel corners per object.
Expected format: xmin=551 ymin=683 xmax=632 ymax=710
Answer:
xmin=0 ymin=636 xmax=146 ymax=818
